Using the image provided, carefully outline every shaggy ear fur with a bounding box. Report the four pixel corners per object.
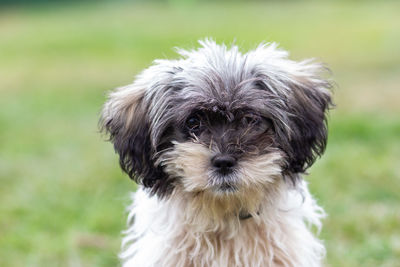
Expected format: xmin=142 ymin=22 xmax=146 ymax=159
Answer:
xmin=283 ymin=69 xmax=333 ymax=175
xmin=100 ymin=64 xmax=178 ymax=197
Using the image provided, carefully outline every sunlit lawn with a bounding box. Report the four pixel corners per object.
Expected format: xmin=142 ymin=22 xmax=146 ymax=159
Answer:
xmin=0 ymin=1 xmax=399 ymax=266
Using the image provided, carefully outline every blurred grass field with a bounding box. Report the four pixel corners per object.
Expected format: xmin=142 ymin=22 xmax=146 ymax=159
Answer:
xmin=0 ymin=1 xmax=399 ymax=266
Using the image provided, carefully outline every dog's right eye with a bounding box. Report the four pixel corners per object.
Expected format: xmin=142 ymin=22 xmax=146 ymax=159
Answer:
xmin=186 ymin=116 xmax=201 ymax=133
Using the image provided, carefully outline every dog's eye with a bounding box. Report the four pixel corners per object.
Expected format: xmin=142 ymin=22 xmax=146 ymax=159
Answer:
xmin=243 ymin=115 xmax=273 ymax=133
xmin=186 ymin=116 xmax=201 ymax=133
xmin=245 ymin=115 xmax=260 ymax=125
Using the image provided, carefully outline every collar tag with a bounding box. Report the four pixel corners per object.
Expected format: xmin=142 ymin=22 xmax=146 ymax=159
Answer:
xmin=239 ymin=213 xmax=253 ymax=220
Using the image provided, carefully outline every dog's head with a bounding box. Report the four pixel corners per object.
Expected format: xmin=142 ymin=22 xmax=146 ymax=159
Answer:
xmin=101 ymin=40 xmax=332 ymax=198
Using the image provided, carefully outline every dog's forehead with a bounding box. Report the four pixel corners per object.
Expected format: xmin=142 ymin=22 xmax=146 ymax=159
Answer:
xmin=176 ymin=77 xmax=267 ymax=117
xmin=176 ymin=67 xmax=259 ymax=102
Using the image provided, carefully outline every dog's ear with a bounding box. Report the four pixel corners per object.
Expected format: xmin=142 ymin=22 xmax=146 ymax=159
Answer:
xmin=100 ymin=64 xmax=177 ymax=196
xmin=281 ymin=67 xmax=333 ymax=175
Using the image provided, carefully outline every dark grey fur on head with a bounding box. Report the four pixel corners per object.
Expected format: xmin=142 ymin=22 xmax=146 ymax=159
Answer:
xmin=100 ymin=39 xmax=333 ymax=197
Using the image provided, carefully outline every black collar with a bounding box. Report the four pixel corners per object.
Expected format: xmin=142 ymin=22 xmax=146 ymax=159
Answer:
xmin=239 ymin=211 xmax=260 ymax=220
xmin=239 ymin=213 xmax=253 ymax=220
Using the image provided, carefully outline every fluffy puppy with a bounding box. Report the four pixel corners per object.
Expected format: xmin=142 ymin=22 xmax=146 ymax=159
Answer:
xmin=100 ymin=39 xmax=333 ymax=267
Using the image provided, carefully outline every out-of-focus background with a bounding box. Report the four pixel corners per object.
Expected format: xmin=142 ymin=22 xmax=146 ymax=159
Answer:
xmin=0 ymin=0 xmax=399 ymax=266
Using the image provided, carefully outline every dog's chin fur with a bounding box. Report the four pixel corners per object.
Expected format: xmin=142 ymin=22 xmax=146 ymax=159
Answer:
xmin=101 ymin=39 xmax=332 ymax=267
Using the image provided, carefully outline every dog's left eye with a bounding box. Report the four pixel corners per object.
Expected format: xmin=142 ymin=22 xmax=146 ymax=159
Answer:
xmin=245 ymin=115 xmax=260 ymax=125
xmin=186 ymin=116 xmax=201 ymax=133
xmin=243 ymin=115 xmax=273 ymax=133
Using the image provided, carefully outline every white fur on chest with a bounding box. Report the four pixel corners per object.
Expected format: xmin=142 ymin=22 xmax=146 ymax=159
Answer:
xmin=120 ymin=181 xmax=325 ymax=267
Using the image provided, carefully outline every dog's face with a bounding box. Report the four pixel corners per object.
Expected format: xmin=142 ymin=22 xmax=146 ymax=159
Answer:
xmin=101 ymin=40 xmax=332 ymax=198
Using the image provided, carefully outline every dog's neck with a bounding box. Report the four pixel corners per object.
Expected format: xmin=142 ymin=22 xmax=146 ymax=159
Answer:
xmin=162 ymin=181 xmax=287 ymax=235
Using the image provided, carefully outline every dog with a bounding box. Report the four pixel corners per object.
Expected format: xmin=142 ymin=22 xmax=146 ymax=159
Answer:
xmin=100 ymin=39 xmax=333 ymax=267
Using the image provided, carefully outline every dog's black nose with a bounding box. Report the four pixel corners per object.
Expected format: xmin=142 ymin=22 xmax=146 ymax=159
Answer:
xmin=212 ymin=155 xmax=237 ymax=174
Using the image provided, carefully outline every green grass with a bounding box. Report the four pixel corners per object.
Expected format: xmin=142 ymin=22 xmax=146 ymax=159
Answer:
xmin=0 ymin=1 xmax=399 ymax=266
